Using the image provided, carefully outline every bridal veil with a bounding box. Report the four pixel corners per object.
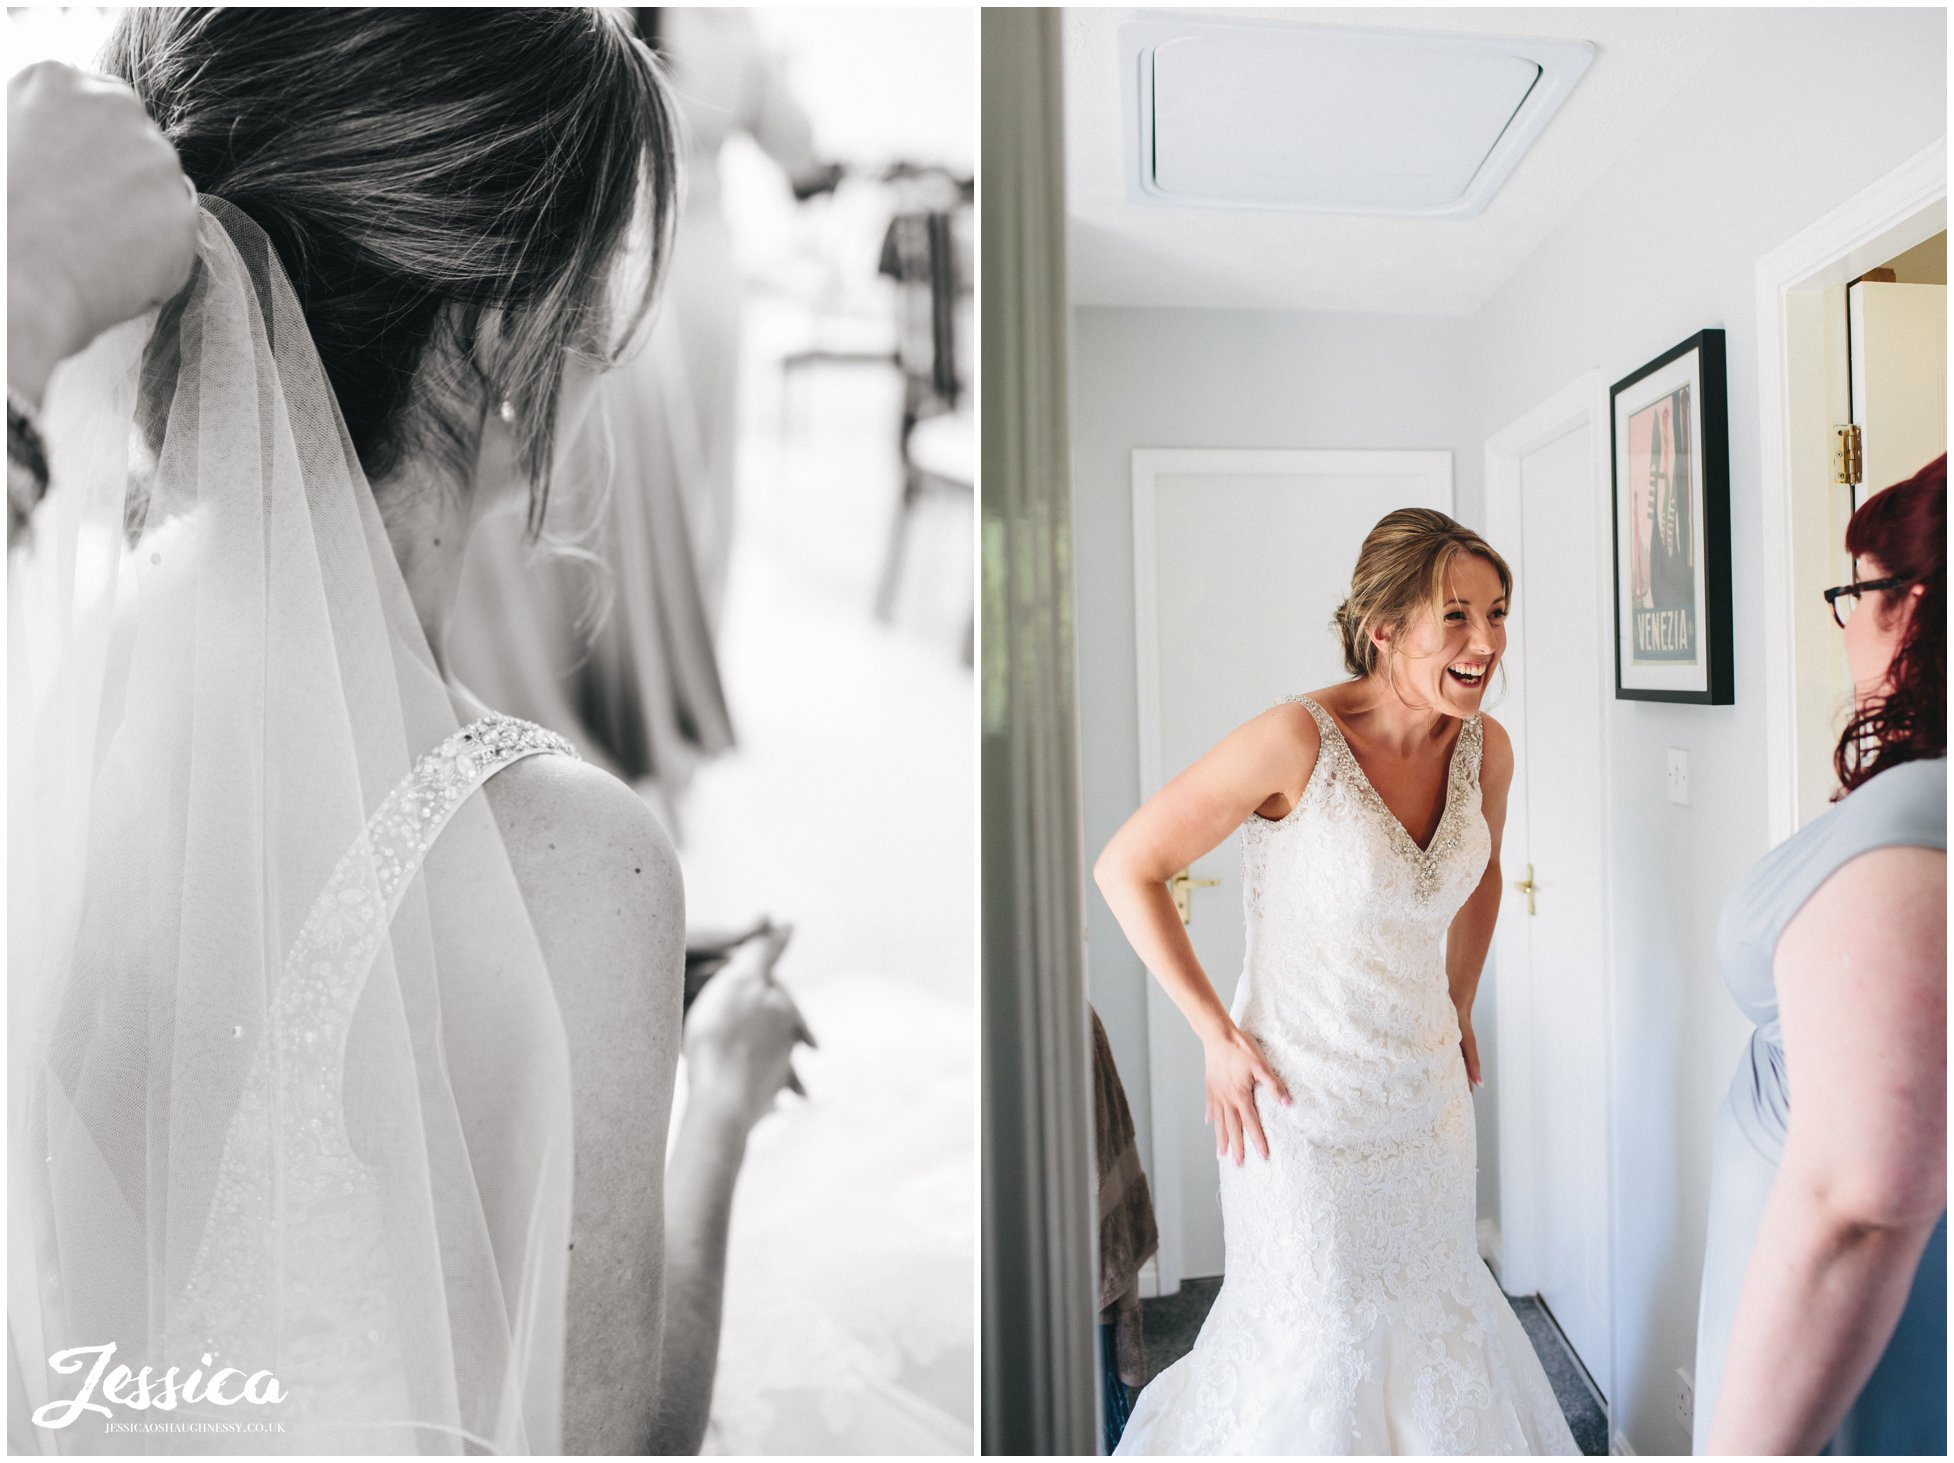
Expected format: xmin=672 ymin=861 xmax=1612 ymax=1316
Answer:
xmin=10 ymin=200 xmax=574 ymax=1453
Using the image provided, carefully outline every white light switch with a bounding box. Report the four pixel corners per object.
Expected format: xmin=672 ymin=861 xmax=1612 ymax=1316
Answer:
xmin=1667 ymin=748 xmax=1691 ymax=805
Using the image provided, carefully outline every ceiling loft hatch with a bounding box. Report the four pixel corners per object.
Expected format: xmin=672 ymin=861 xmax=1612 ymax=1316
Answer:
xmin=1120 ymin=17 xmax=1595 ymax=218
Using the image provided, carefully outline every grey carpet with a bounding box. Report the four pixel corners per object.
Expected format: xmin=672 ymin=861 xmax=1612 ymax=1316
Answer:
xmin=1132 ymin=1274 xmax=1609 ymax=1456
xmin=1506 ymin=1294 xmax=1609 ymax=1456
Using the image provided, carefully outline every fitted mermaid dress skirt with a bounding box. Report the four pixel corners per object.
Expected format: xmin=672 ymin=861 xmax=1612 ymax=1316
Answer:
xmin=1115 ymin=698 xmax=1578 ymax=1456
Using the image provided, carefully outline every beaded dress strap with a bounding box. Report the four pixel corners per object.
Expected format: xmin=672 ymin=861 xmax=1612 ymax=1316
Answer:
xmin=179 ymin=715 xmax=579 ymax=1353
xmin=379 ymin=712 xmax=577 ymax=895
xmin=1275 ymin=695 xmax=1348 ymax=770
xmin=1282 ymin=694 xmax=1335 ymax=734
xmin=1277 ymin=694 xmax=1481 ymax=779
xmin=1457 ymin=712 xmax=1485 ymax=773
xmin=355 ymin=712 xmax=575 ymax=934
xmin=284 ymin=714 xmax=579 ymax=982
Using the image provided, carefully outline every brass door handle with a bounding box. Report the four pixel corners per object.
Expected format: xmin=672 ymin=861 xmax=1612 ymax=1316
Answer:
xmin=1169 ymin=868 xmax=1220 ymax=925
xmin=1513 ymin=863 xmax=1537 ymax=916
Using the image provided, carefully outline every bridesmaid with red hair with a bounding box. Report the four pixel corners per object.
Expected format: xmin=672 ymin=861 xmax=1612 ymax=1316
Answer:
xmin=1694 ymin=455 xmax=1946 ymax=1454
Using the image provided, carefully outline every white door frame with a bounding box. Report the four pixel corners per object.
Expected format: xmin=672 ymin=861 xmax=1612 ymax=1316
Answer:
xmin=1754 ymin=136 xmax=1946 ymax=844
xmin=1131 ymin=447 xmax=1453 ymax=1292
xmin=1482 ymin=370 xmax=1617 ymax=1407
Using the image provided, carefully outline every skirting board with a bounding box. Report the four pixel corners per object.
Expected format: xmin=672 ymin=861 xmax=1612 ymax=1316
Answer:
xmin=1611 ymin=1431 xmax=1636 ymax=1454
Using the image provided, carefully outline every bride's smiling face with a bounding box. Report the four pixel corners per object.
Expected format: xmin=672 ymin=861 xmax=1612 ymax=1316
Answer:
xmin=1375 ymin=552 xmax=1509 ymax=715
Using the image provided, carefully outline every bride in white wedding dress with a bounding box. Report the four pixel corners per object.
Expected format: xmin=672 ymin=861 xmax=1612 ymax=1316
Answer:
xmin=1096 ymin=510 xmax=1578 ymax=1456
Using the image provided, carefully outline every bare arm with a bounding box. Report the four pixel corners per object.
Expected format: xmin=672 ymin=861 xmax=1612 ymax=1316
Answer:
xmin=1446 ymin=715 xmax=1512 ymax=1087
xmin=647 ymin=928 xmax=807 ymax=1454
xmin=1704 ymin=845 xmax=1946 ymax=1454
xmin=491 ymin=759 xmax=685 ymax=1456
xmin=1093 ymin=704 xmax=1314 ymax=1165
xmin=501 ymin=760 xmax=805 ymax=1455
xmin=648 ymin=1110 xmax=744 ymax=1452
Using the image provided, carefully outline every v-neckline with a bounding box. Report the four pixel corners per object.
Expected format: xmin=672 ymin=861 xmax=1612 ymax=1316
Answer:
xmin=1303 ymin=697 xmax=1471 ymax=857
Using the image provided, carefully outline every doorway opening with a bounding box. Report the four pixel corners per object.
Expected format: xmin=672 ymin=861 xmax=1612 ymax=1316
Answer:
xmin=1756 ymin=138 xmax=1946 ymax=842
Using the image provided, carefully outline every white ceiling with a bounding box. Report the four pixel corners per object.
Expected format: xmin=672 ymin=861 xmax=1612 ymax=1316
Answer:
xmin=1063 ymin=7 xmax=1763 ymax=315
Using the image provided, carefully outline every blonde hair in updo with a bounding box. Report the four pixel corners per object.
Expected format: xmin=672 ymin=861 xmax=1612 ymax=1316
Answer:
xmin=1333 ymin=509 xmax=1514 ymax=684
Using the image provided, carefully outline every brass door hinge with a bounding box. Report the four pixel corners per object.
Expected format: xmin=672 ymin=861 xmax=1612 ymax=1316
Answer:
xmin=1836 ymin=424 xmax=1863 ymax=487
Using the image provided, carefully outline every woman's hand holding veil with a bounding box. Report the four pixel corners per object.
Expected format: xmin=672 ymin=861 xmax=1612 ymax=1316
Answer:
xmin=7 ymin=61 xmax=198 ymax=406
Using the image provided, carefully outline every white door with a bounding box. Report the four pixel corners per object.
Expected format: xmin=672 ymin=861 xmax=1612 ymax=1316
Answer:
xmin=1848 ymin=278 xmax=1947 ymax=508
xmin=1131 ymin=448 xmax=1451 ymax=1288
xmin=1484 ymin=378 xmax=1614 ymax=1402
xmin=1787 ymin=278 xmax=1949 ymax=826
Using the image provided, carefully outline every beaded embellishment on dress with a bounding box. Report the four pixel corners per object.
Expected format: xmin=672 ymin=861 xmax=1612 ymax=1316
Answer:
xmin=1297 ymin=694 xmax=1481 ymax=898
xmin=171 ymin=714 xmax=576 ymax=1441
xmin=1115 ymin=696 xmax=1577 ymax=1456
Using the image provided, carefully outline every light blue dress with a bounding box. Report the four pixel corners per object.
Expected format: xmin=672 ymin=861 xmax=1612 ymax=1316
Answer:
xmin=1693 ymin=756 xmax=1946 ymax=1454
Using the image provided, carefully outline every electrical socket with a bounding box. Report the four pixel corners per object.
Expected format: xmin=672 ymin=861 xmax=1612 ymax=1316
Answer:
xmin=1675 ymin=1367 xmax=1694 ymax=1436
xmin=1666 ymin=747 xmax=1691 ymax=805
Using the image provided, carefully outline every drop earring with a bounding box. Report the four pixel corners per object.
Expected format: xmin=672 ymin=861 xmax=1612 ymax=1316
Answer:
xmin=496 ymin=399 xmax=517 ymax=426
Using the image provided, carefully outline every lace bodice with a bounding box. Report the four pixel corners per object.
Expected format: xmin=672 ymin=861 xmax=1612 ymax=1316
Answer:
xmin=1116 ymin=696 xmax=1576 ymax=1456
xmin=171 ymin=714 xmax=577 ymax=1444
xmin=1233 ymin=697 xmax=1489 ymax=1100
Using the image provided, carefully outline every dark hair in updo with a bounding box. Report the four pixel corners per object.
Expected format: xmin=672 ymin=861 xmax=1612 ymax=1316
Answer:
xmin=1833 ymin=454 xmax=1945 ymax=797
xmin=104 ymin=8 xmax=680 ymax=533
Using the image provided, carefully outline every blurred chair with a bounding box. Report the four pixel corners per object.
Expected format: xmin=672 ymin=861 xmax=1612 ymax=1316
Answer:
xmin=777 ymin=184 xmax=900 ymax=445
xmin=874 ymin=167 xmax=974 ymax=660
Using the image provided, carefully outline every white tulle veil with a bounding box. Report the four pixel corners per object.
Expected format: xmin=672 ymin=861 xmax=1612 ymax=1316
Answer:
xmin=9 ymin=199 xmax=574 ymax=1454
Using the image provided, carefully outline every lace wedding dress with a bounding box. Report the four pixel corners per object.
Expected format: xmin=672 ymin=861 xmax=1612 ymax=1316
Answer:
xmin=1115 ymin=696 xmax=1577 ymax=1456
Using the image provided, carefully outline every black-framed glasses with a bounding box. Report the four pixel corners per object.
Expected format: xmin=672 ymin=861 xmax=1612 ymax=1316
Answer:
xmin=1822 ymin=576 xmax=1908 ymax=628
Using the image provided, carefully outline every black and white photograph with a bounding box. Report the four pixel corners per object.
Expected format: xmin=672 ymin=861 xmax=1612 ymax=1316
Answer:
xmin=9 ymin=6 xmax=972 ymax=1454
xmin=981 ymin=7 xmax=1945 ymax=1458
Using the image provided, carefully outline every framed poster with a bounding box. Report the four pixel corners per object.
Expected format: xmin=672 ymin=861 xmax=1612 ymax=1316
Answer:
xmin=1609 ymin=329 xmax=1733 ymax=703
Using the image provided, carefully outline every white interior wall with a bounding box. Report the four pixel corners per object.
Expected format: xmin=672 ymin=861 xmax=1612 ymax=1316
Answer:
xmin=1069 ymin=7 xmax=1945 ymax=1454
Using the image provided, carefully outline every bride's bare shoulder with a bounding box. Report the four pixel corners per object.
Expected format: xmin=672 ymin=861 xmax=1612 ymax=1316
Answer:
xmin=1254 ymin=688 xmax=1337 ymax=748
xmin=1235 ymin=694 xmax=1324 ymax=797
xmin=1254 ymin=696 xmax=1322 ymax=744
xmin=484 ymin=753 xmax=684 ymax=1005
